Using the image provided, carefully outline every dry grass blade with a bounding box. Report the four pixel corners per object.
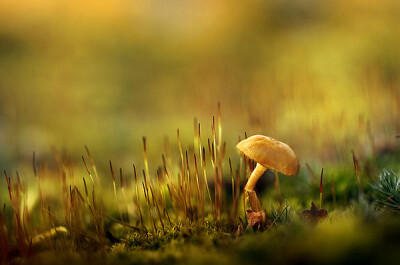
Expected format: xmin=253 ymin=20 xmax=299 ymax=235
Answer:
xmin=149 ymin=186 xmax=165 ymax=233
xmin=305 ymin=163 xmax=317 ymax=183
xmin=202 ymin=146 xmax=215 ymax=222
xmin=177 ymin=130 xmax=185 ymax=189
xmin=109 ymin=161 xmax=125 ymax=229
xmin=217 ymin=102 xmax=222 ymax=150
xmin=133 ymin=164 xmax=144 ymax=230
xmin=156 ymin=169 xmax=167 ymax=216
xmin=320 ymin=168 xmax=323 ymax=209
xmin=265 ymin=205 xmax=289 ymax=232
xmin=84 ymin=146 xmax=105 ymax=238
xmin=33 ymin=153 xmax=48 ymax=227
xmin=82 ymin=153 xmax=104 ymax=242
xmin=143 ymin=137 xmax=150 ymax=187
xmin=194 ymin=153 xmax=203 ymax=222
xmin=0 ymin=204 xmax=9 ymax=262
xmin=185 ymin=151 xmax=192 ymax=214
xmin=142 ymin=171 xmax=157 ymax=234
xmin=4 ymin=171 xmax=28 ymax=254
xmin=352 ymin=150 xmax=364 ymax=195
xmin=84 ymin=146 xmax=102 ymax=191
xmin=120 ymin=168 xmax=130 ymax=223
xmin=234 ymin=165 xmax=241 ymax=221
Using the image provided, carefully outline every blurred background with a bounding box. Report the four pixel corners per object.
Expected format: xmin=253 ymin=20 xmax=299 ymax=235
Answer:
xmin=0 ymin=0 xmax=400 ymax=172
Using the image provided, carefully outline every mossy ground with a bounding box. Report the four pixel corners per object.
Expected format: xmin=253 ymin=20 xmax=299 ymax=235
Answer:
xmin=1 ymin=123 xmax=400 ymax=265
xmin=18 ymin=212 xmax=400 ymax=265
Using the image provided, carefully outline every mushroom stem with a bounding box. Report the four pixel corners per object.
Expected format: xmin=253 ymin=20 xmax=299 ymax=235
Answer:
xmin=245 ymin=163 xmax=267 ymax=192
xmin=247 ymin=190 xmax=262 ymax=211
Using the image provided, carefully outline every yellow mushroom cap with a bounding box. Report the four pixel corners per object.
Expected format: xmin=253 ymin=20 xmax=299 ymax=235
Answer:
xmin=236 ymin=135 xmax=299 ymax=175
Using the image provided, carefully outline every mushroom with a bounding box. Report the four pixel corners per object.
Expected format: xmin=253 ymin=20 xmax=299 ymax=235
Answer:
xmin=237 ymin=135 xmax=299 ymax=210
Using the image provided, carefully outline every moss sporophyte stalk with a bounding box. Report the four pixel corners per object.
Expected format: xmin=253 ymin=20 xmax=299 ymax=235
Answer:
xmin=1 ymin=105 xmax=400 ymax=265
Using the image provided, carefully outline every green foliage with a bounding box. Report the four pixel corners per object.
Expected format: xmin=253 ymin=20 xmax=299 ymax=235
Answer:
xmin=270 ymin=201 xmax=292 ymax=226
xmin=372 ymin=169 xmax=400 ymax=213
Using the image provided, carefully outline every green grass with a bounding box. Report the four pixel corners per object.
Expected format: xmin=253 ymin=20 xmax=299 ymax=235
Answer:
xmin=372 ymin=169 xmax=400 ymax=213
